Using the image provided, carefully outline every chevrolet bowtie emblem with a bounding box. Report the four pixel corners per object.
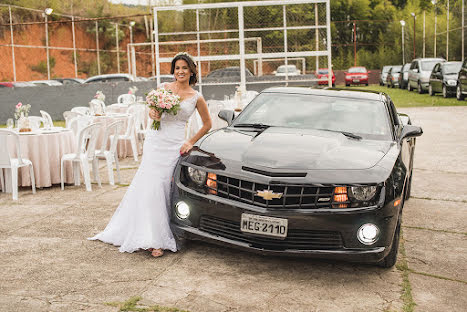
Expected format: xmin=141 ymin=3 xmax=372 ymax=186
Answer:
xmin=256 ymin=190 xmax=283 ymax=200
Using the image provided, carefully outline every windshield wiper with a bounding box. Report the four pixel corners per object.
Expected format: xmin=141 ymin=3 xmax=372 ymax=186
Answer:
xmin=316 ymin=128 xmax=362 ymax=140
xmin=233 ymin=123 xmax=271 ymax=129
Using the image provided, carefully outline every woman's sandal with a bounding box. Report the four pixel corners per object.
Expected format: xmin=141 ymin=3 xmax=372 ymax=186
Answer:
xmin=149 ymin=248 xmax=164 ymax=258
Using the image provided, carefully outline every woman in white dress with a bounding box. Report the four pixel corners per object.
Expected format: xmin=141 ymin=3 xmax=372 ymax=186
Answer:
xmin=89 ymin=52 xmax=212 ymax=258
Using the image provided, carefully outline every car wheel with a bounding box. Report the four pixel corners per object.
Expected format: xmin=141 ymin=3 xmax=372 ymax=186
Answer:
xmin=346 ymin=83 xmax=350 ymax=87
xmin=365 ymin=83 xmax=368 ymax=86
xmin=457 ymin=85 xmax=465 ymax=101
xmin=405 ymin=170 xmax=413 ymax=200
xmin=417 ymin=82 xmax=424 ymax=94
xmin=377 ymin=217 xmax=401 ymax=268
xmin=429 ymin=84 xmax=435 ymax=96
xmin=407 ymin=82 xmax=412 ymax=91
xmin=442 ymin=85 xmax=449 ymax=98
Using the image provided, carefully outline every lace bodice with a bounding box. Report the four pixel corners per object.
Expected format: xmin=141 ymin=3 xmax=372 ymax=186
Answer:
xmin=160 ymin=83 xmax=198 ymax=124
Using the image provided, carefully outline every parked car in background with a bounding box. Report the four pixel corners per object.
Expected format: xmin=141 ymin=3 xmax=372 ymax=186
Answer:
xmin=148 ymin=74 xmax=175 ymax=82
xmin=386 ymin=65 xmax=402 ymax=88
xmin=379 ymin=66 xmax=392 ymax=86
xmin=428 ymin=61 xmax=462 ymax=98
xmin=407 ymin=58 xmax=445 ymax=93
xmin=316 ymin=68 xmax=335 ymax=87
xmin=274 ymin=65 xmax=300 ymax=76
xmin=30 ymin=80 xmax=63 ymax=86
xmin=398 ymin=63 xmax=411 ymax=89
xmin=0 ymin=82 xmax=14 ymax=88
xmin=171 ymin=87 xmax=422 ymax=267
xmin=53 ymin=78 xmax=84 ymax=85
xmin=84 ymin=73 xmax=137 ymax=83
xmin=345 ymin=66 xmax=369 ymax=86
xmin=12 ymin=81 xmax=36 ymax=87
xmin=456 ymin=58 xmax=467 ymax=101
xmin=205 ymin=67 xmax=254 ymax=80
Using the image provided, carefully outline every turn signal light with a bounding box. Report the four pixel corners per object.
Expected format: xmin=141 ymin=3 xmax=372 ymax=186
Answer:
xmin=333 ymin=186 xmax=348 ymax=208
xmin=206 ymin=173 xmax=217 ymax=195
xmin=394 ymin=198 xmax=401 ymax=207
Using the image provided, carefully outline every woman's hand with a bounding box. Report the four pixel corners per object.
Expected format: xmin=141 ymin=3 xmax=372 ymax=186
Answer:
xmin=149 ymin=109 xmax=161 ymax=121
xmin=180 ymin=141 xmax=194 ymax=156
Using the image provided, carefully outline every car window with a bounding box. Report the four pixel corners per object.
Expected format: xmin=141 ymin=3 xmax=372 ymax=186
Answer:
xmin=443 ymin=63 xmax=462 ymax=75
xmin=234 ymin=93 xmax=392 ymax=140
xmin=317 ymin=69 xmax=328 ymax=74
xmin=392 ymin=66 xmax=402 ymax=73
xmin=277 ymin=65 xmax=297 ymax=73
xmin=420 ymin=61 xmax=441 ymax=71
xmin=348 ymin=67 xmax=367 ymax=73
xmin=382 ymin=66 xmax=391 ymax=73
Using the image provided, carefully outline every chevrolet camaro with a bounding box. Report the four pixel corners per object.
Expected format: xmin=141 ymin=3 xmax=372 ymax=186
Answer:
xmin=170 ymin=87 xmax=422 ymax=267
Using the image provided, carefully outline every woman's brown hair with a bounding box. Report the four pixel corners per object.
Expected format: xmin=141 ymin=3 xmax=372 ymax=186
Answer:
xmin=170 ymin=53 xmax=198 ymax=85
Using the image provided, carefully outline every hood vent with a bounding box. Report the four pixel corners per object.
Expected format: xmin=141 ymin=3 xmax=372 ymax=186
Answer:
xmin=242 ymin=166 xmax=307 ymax=177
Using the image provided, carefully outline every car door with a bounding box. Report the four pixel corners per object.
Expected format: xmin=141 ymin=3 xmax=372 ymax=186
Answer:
xmin=460 ymin=59 xmax=467 ymax=92
xmin=408 ymin=61 xmax=417 ymax=88
xmin=431 ymin=64 xmax=442 ymax=92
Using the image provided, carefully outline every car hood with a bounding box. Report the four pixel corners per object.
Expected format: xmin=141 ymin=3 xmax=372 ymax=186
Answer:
xmin=198 ymin=127 xmax=392 ymax=170
xmin=444 ymin=74 xmax=458 ymax=80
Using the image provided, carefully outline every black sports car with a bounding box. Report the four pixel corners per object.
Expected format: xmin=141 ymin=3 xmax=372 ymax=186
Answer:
xmin=170 ymin=87 xmax=422 ymax=267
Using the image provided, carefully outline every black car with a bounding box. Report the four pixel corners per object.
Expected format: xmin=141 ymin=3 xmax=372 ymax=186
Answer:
xmin=429 ymin=61 xmax=462 ymax=98
xmin=206 ymin=67 xmax=254 ymax=80
xmin=170 ymin=87 xmax=422 ymax=267
xmin=398 ymin=63 xmax=411 ymax=89
xmin=456 ymin=58 xmax=467 ymax=101
xmin=386 ymin=65 xmax=402 ymax=88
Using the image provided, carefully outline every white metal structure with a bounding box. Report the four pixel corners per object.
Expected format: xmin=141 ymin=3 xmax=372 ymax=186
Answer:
xmin=40 ymin=110 xmax=53 ymax=129
xmin=118 ymin=109 xmax=139 ymax=161
xmin=60 ymin=123 xmax=101 ymax=192
xmin=153 ymin=0 xmax=332 ymax=92
xmin=0 ymin=129 xmax=36 ymax=200
xmin=71 ymin=106 xmax=90 ymax=115
xmin=93 ymin=120 xmax=124 ymax=186
xmin=117 ymin=93 xmax=136 ymax=105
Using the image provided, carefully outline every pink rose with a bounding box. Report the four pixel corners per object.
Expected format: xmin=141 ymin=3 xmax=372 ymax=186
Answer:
xmin=16 ymin=102 xmax=22 ymax=109
xmin=128 ymin=90 xmax=132 ymax=94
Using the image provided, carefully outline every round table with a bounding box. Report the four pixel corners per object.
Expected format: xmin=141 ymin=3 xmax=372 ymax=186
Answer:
xmin=3 ymin=128 xmax=76 ymax=189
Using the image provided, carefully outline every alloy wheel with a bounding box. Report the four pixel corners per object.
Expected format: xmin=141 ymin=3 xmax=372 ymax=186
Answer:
xmin=457 ymin=85 xmax=465 ymax=101
xmin=429 ymin=84 xmax=434 ymax=96
xmin=443 ymin=85 xmax=448 ymax=98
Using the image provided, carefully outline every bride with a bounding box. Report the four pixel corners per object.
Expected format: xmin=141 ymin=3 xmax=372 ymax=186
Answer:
xmin=89 ymin=52 xmax=212 ymax=258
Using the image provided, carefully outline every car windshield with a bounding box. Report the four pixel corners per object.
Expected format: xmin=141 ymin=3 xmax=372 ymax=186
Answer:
xmin=233 ymin=93 xmax=392 ymax=140
xmin=277 ymin=66 xmax=297 ymax=73
xmin=443 ymin=63 xmax=462 ymax=75
xmin=382 ymin=66 xmax=391 ymax=73
xmin=317 ymin=69 xmax=329 ymax=74
xmin=392 ymin=66 xmax=402 ymax=73
xmin=402 ymin=64 xmax=411 ymax=71
xmin=421 ymin=61 xmax=442 ymax=71
xmin=348 ymin=67 xmax=367 ymax=73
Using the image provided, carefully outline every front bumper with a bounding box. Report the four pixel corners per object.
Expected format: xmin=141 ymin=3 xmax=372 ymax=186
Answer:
xmin=171 ymin=183 xmax=399 ymax=264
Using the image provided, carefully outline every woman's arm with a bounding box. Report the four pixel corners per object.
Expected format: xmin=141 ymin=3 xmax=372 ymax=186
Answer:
xmin=180 ymin=96 xmax=212 ymax=155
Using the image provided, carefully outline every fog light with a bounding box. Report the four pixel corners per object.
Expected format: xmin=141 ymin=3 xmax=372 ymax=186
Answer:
xmin=175 ymin=201 xmax=190 ymax=219
xmin=357 ymin=223 xmax=379 ymax=245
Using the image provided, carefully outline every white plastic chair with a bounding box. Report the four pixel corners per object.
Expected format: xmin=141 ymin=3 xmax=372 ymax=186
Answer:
xmin=0 ymin=129 xmax=36 ymax=200
xmin=71 ymin=106 xmax=90 ymax=115
xmin=60 ymin=123 xmax=101 ymax=192
xmin=68 ymin=116 xmax=92 ymax=140
xmin=28 ymin=116 xmax=45 ymax=130
xmin=63 ymin=111 xmax=82 ymax=128
xmin=89 ymin=99 xmax=106 ymax=115
xmin=40 ymin=110 xmax=54 ymax=129
xmin=93 ymin=120 xmax=124 ymax=185
xmin=118 ymin=94 xmax=136 ymax=105
xmin=127 ymin=104 xmax=147 ymax=150
xmin=115 ymin=115 xmax=138 ymax=161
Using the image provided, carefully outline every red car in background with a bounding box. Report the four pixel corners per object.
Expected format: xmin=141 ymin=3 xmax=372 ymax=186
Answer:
xmin=316 ymin=68 xmax=335 ymax=87
xmin=345 ymin=66 xmax=370 ymax=86
xmin=0 ymin=82 xmax=14 ymax=88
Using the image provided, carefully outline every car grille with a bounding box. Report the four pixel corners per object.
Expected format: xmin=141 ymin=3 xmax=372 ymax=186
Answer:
xmin=199 ymin=215 xmax=344 ymax=250
xmin=214 ymin=175 xmax=334 ymax=209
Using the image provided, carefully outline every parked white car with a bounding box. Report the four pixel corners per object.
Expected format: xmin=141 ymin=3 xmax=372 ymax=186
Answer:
xmin=274 ymin=65 xmax=301 ymax=76
xmin=407 ymin=58 xmax=445 ymax=93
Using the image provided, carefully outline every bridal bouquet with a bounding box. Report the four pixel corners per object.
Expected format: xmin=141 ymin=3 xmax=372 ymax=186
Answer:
xmin=145 ymin=88 xmax=181 ymax=130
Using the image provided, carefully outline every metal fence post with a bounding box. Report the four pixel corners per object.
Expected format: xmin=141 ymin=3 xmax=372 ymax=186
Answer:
xmin=115 ymin=23 xmax=120 ymax=73
xmin=45 ymin=14 xmax=50 ymax=79
xmin=95 ymin=21 xmax=101 ymax=75
xmin=9 ymin=5 xmax=16 ymax=81
xmin=326 ymin=0 xmax=332 ymax=87
xmin=72 ymin=15 xmax=78 ymax=78
xmin=238 ymin=4 xmax=246 ymax=91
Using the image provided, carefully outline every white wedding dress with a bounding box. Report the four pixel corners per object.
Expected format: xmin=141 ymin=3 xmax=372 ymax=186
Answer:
xmin=89 ymin=84 xmax=199 ymax=253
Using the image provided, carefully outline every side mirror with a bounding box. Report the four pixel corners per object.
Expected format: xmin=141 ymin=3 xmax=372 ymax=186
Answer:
xmin=218 ymin=109 xmax=235 ymax=126
xmin=400 ymin=125 xmax=423 ymax=141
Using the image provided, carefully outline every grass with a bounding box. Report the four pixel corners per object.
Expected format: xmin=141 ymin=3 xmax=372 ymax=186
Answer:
xmin=0 ymin=120 xmax=65 ymax=128
xmin=396 ymin=229 xmax=417 ymax=312
xmin=339 ymin=84 xmax=467 ymax=108
xmin=105 ymin=296 xmax=189 ymax=312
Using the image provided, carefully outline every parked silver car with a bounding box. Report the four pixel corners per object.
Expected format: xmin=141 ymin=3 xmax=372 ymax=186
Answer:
xmin=407 ymin=58 xmax=445 ymax=93
xmin=379 ymin=65 xmax=392 ymax=86
xmin=84 ymin=73 xmax=138 ymax=83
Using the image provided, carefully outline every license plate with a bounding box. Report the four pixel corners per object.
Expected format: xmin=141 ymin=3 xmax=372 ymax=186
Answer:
xmin=353 ymin=79 xmax=360 ymax=83
xmin=240 ymin=213 xmax=288 ymax=238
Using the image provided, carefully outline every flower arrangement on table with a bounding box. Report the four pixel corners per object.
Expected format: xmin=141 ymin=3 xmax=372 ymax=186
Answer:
xmin=14 ymin=102 xmax=32 ymax=132
xmin=128 ymin=86 xmax=138 ymax=95
xmin=94 ymin=90 xmax=105 ymax=102
xmin=145 ymin=88 xmax=181 ymax=130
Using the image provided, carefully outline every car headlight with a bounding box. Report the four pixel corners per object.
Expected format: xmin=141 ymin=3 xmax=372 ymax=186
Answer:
xmin=187 ymin=167 xmax=207 ymax=186
xmin=350 ymin=186 xmax=377 ymax=201
xmin=447 ymin=80 xmax=457 ymax=86
xmin=175 ymin=201 xmax=190 ymax=219
xmin=357 ymin=223 xmax=380 ymax=245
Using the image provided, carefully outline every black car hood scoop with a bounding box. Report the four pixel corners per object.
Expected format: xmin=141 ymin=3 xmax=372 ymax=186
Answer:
xmin=200 ymin=127 xmax=392 ymax=170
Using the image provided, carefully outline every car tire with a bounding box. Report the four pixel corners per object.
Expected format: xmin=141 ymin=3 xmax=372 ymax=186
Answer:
xmin=405 ymin=170 xmax=413 ymax=200
xmin=442 ymin=85 xmax=449 ymax=98
xmin=429 ymin=84 xmax=435 ymax=96
xmin=377 ymin=217 xmax=401 ymax=268
xmin=457 ymin=85 xmax=465 ymax=101
xmin=365 ymin=83 xmax=368 ymax=86
xmin=407 ymin=82 xmax=412 ymax=91
xmin=417 ymin=82 xmax=424 ymax=94
xmin=346 ymin=83 xmax=350 ymax=87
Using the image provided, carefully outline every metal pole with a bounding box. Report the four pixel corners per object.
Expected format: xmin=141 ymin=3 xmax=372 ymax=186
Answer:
xmin=238 ymin=5 xmax=246 ymax=90
xmin=463 ymin=0 xmax=465 ymax=60
xmin=257 ymin=37 xmax=263 ymax=76
xmin=283 ymin=5 xmax=289 ymax=83
xmin=8 ymin=5 xmax=16 ymax=81
xmin=423 ymin=10 xmax=426 ymax=58
xmin=434 ymin=7 xmax=437 ymax=57
xmin=71 ymin=16 xmax=78 ymax=78
xmin=45 ymin=14 xmax=50 ymax=79
xmin=353 ymin=21 xmax=357 ymax=66
xmin=315 ymin=3 xmax=319 ymax=73
xmin=413 ymin=15 xmax=416 ymax=59
xmin=95 ymin=21 xmax=101 ymax=75
xmin=402 ymin=25 xmax=405 ymax=64
xmin=154 ymin=7 xmax=160 ymax=86
xmin=132 ymin=46 xmax=137 ymax=77
xmin=326 ymin=0 xmax=332 ymax=87
xmin=150 ymin=17 xmax=155 ymax=78
xmin=446 ymin=0 xmax=449 ymax=60
xmin=128 ymin=25 xmax=133 ymax=75
xmin=196 ymin=9 xmax=203 ymax=94
xmin=115 ymin=23 xmax=120 ymax=73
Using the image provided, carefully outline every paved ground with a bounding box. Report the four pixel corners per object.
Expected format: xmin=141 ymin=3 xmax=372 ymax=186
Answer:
xmin=0 ymin=106 xmax=466 ymax=312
